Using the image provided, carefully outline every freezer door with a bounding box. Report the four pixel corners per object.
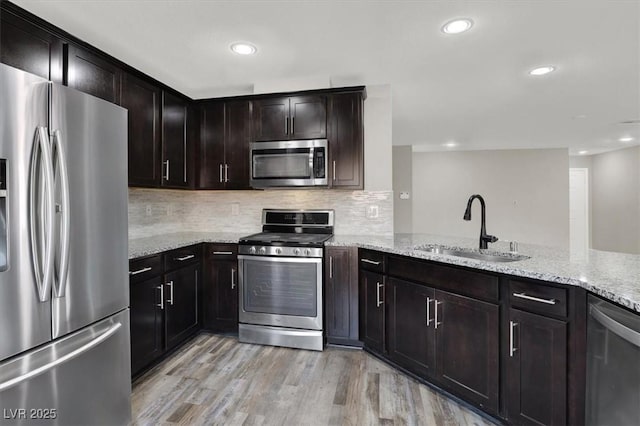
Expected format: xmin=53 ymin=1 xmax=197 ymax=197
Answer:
xmin=50 ymin=84 xmax=129 ymax=338
xmin=0 ymin=64 xmax=52 ymax=361
xmin=0 ymin=309 xmax=132 ymax=425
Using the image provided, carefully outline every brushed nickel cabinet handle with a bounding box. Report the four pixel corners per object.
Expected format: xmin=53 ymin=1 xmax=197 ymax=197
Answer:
xmin=129 ymin=267 xmax=152 ymax=276
xmin=509 ymin=321 xmax=518 ymax=357
xmin=434 ymin=300 xmax=442 ymax=329
xmin=213 ymin=251 xmax=233 ymax=255
xmin=174 ymin=255 xmax=195 ymax=261
xmin=167 ymin=281 xmax=174 ymax=305
xmin=157 ymin=285 xmax=164 ymax=310
xmin=513 ymin=292 xmax=557 ymax=305
xmin=231 ymin=268 xmax=236 ymax=289
xmin=329 ymin=256 xmax=333 ymax=279
xmin=361 ymin=258 xmax=380 ymax=265
xmin=225 ymin=164 xmax=229 ymax=182
xmin=426 ymin=297 xmax=433 ymax=326
xmin=333 ymin=160 xmax=336 ymax=181
xmin=376 ymin=282 xmax=384 ymax=307
xmin=163 ymin=160 xmax=170 ymax=181
xmin=219 ymin=164 xmax=223 ymax=183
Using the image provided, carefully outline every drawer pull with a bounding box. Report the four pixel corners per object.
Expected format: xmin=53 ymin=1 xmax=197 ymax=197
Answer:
xmin=361 ymin=259 xmax=381 ymax=266
xmin=513 ymin=292 xmax=557 ymax=305
xmin=213 ymin=251 xmax=233 ymax=255
xmin=129 ymin=267 xmax=152 ymax=276
xmin=175 ymin=255 xmax=195 ymax=262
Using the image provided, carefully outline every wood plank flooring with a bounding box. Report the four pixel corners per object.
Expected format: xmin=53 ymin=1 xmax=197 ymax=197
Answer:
xmin=132 ymin=334 xmax=498 ymax=426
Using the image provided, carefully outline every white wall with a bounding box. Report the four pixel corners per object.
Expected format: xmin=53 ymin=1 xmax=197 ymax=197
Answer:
xmin=591 ymin=146 xmax=640 ymax=254
xmin=393 ymin=145 xmax=412 ymax=233
xmin=363 ymin=85 xmax=393 ymax=191
xmin=411 ymin=149 xmax=570 ymax=248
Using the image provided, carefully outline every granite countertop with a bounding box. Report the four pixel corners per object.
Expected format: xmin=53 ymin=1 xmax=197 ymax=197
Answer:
xmin=129 ymin=231 xmax=640 ymax=313
xmin=327 ymin=233 xmax=640 ymax=313
xmin=129 ymin=232 xmax=244 ymax=259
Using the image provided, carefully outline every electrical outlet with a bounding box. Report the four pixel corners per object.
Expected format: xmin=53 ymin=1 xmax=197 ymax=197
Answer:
xmin=145 ymin=205 xmax=152 ymax=216
xmin=231 ymin=203 xmax=240 ymax=216
xmin=400 ymin=191 xmax=410 ymax=200
xmin=366 ymin=205 xmax=379 ymax=219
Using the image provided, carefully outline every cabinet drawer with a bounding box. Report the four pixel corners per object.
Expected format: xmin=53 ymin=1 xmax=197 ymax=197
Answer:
xmin=164 ymin=244 xmax=202 ymax=271
xmin=129 ymin=254 xmax=162 ymax=284
xmin=205 ymin=243 xmax=238 ymax=260
xmin=388 ymin=255 xmax=499 ymax=303
xmin=359 ymin=249 xmax=385 ymax=273
xmin=509 ymin=279 xmax=568 ymax=317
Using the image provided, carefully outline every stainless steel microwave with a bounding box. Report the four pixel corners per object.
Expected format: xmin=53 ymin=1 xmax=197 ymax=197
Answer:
xmin=250 ymin=139 xmax=328 ymax=188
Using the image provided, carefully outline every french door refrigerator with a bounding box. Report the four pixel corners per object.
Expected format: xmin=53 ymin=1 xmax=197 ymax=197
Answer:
xmin=0 ymin=64 xmax=131 ymax=425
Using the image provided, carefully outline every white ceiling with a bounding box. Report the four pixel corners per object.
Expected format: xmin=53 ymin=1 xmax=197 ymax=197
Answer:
xmin=14 ymin=0 xmax=640 ymax=155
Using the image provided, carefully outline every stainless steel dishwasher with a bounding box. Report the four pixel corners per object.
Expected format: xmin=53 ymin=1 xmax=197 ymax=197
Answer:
xmin=586 ymin=295 xmax=640 ymax=425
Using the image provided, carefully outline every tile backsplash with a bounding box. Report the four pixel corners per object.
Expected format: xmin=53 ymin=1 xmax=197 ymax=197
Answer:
xmin=129 ymin=188 xmax=393 ymax=239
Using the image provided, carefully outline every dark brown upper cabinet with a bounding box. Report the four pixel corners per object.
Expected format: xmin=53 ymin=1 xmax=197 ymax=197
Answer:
xmin=0 ymin=9 xmax=63 ymax=82
xmin=253 ymin=95 xmax=326 ymax=141
xmin=65 ymin=44 xmax=121 ymax=104
xmin=162 ymin=91 xmax=192 ymax=188
xmin=121 ymin=73 xmax=162 ymax=187
xmin=328 ymin=92 xmax=364 ymax=189
xmin=199 ymin=100 xmax=251 ymax=189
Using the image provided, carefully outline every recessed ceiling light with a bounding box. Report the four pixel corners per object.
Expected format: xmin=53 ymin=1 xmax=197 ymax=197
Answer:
xmin=230 ymin=42 xmax=257 ymax=55
xmin=442 ymin=18 xmax=474 ymax=34
xmin=619 ymin=136 xmax=634 ymax=142
xmin=579 ymin=150 xmax=589 ymax=155
xmin=443 ymin=142 xmax=458 ymax=148
xmin=529 ymin=66 xmax=555 ymax=76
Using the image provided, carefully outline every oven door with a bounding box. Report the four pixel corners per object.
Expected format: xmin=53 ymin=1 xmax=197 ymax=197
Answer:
xmin=238 ymin=255 xmax=322 ymax=330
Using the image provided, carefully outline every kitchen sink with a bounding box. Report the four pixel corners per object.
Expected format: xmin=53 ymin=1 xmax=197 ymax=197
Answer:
xmin=416 ymin=245 xmax=530 ymax=263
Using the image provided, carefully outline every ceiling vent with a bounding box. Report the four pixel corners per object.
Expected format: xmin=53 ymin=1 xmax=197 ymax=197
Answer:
xmin=618 ymin=119 xmax=640 ymax=125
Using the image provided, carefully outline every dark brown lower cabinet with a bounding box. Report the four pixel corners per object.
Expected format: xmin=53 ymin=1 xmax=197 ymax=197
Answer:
xmin=203 ymin=244 xmax=239 ymax=332
xmin=506 ymin=308 xmax=567 ymax=426
xmin=325 ymin=247 xmax=359 ymax=346
xmin=165 ymin=263 xmax=199 ymax=350
xmin=130 ymin=274 xmax=164 ymax=376
xmin=359 ymin=269 xmax=386 ymax=354
xmin=434 ymin=290 xmax=499 ymax=415
xmin=387 ymin=277 xmax=435 ymax=378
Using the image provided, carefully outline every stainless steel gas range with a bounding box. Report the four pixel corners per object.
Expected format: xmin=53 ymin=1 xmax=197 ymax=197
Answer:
xmin=238 ymin=209 xmax=334 ymax=351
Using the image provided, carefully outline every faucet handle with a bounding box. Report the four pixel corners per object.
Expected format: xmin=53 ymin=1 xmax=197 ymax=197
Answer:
xmin=488 ymin=235 xmax=499 ymax=243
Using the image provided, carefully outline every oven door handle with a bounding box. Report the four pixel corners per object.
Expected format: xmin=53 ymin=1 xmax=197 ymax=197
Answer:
xmin=237 ymin=255 xmax=323 ymax=263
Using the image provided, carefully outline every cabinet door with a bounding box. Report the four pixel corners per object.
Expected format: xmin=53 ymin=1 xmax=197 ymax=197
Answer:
xmin=290 ymin=95 xmax=326 ymax=140
xmin=224 ymin=100 xmax=252 ymax=189
xmin=359 ymin=269 xmax=385 ymax=354
xmin=121 ymin=73 xmax=161 ymax=187
xmin=66 ymin=44 xmax=121 ymax=104
xmin=162 ymin=91 xmax=190 ymax=188
xmin=325 ymin=247 xmax=359 ymax=345
xmin=506 ymin=308 xmax=567 ymax=426
xmin=328 ymin=92 xmax=364 ymax=189
xmin=387 ymin=278 xmax=435 ymax=378
xmin=164 ymin=263 xmax=199 ymax=350
xmin=253 ymin=97 xmax=289 ymax=141
xmin=0 ymin=10 xmax=63 ymax=82
xmin=199 ymin=101 xmax=225 ymax=189
xmin=204 ymin=256 xmax=238 ymax=332
xmin=130 ymin=275 xmax=164 ymax=376
xmin=434 ymin=290 xmax=499 ymax=415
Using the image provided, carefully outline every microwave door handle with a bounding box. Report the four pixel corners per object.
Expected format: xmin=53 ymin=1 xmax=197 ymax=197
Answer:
xmin=309 ymin=147 xmax=314 ymax=178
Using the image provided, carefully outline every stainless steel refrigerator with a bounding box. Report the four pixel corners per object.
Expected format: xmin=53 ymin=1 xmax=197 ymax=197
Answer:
xmin=0 ymin=63 xmax=131 ymax=425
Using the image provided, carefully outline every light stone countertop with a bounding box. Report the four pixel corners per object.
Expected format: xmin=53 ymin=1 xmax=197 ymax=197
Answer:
xmin=327 ymin=233 xmax=640 ymax=313
xmin=129 ymin=232 xmax=245 ymax=259
xmin=129 ymin=232 xmax=640 ymax=313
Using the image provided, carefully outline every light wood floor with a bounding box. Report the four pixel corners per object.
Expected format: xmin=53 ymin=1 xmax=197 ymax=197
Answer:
xmin=131 ymin=334 xmax=498 ymax=426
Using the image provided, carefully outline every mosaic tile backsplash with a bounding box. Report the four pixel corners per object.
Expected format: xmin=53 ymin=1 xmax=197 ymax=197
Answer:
xmin=128 ymin=188 xmax=393 ymax=239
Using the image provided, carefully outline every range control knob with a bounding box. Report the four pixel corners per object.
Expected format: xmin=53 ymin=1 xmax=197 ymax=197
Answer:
xmin=275 ymin=248 xmax=282 ymax=255
xmin=305 ymin=249 xmax=312 ymax=256
xmin=249 ymin=246 xmax=257 ymax=254
xmin=259 ymin=247 xmax=266 ymax=255
xmin=293 ymin=248 xmax=301 ymax=255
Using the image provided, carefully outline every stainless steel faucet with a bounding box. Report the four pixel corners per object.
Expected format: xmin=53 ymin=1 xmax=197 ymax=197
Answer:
xmin=463 ymin=194 xmax=498 ymax=250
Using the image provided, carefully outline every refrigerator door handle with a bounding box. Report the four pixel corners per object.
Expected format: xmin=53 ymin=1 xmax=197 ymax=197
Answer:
xmin=29 ymin=126 xmax=56 ymax=302
xmin=0 ymin=322 xmax=122 ymax=392
xmin=52 ymin=129 xmax=70 ymax=298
